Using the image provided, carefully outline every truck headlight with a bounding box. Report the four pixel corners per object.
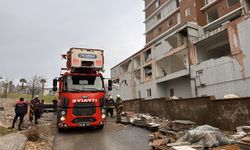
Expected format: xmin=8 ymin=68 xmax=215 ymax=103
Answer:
xmin=102 ymin=114 xmax=106 ymax=119
xmin=60 ymin=116 xmax=66 ymax=121
xmin=61 ymin=111 xmax=66 ymax=116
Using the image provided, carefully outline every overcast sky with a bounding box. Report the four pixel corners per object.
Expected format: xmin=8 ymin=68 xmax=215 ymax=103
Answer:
xmin=0 ymin=0 xmax=145 ymax=87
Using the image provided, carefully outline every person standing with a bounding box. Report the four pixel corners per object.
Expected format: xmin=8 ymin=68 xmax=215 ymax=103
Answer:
xmin=29 ymin=95 xmax=41 ymax=124
xmin=52 ymin=98 xmax=58 ymax=115
xmin=107 ymin=96 xmax=115 ymax=118
xmin=40 ymin=99 xmax=45 ymax=117
xmin=11 ymin=97 xmax=28 ymax=130
xmin=115 ymin=95 xmax=123 ymax=122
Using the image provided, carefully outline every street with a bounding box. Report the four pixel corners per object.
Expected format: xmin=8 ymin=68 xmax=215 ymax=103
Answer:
xmin=53 ymin=117 xmax=151 ymax=150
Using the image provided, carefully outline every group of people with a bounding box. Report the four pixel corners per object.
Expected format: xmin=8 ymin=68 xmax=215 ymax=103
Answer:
xmin=105 ymin=94 xmax=123 ymax=122
xmin=11 ymin=95 xmax=44 ymax=130
xmin=11 ymin=94 xmax=123 ymax=130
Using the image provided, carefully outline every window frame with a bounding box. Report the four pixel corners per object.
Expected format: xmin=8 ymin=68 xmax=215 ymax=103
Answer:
xmin=146 ymin=89 xmax=152 ymax=97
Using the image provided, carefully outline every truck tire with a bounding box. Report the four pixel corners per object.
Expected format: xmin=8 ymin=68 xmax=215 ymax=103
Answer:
xmin=97 ymin=125 xmax=104 ymax=129
xmin=58 ymin=127 xmax=65 ymax=132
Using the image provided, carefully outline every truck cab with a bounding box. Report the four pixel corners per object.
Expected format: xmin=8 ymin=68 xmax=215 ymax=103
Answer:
xmin=53 ymin=48 xmax=112 ymax=132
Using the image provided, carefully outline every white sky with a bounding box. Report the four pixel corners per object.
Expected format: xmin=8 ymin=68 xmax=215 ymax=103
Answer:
xmin=0 ymin=0 xmax=145 ymax=87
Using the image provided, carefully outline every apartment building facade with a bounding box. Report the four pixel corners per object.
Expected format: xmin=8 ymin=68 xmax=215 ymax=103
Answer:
xmin=111 ymin=0 xmax=250 ymax=100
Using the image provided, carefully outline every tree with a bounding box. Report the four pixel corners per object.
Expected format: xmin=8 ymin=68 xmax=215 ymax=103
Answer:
xmin=20 ymin=78 xmax=27 ymax=90
xmin=40 ymin=79 xmax=47 ymax=95
xmin=1 ymin=79 xmax=14 ymax=98
xmin=28 ymin=75 xmax=43 ymax=99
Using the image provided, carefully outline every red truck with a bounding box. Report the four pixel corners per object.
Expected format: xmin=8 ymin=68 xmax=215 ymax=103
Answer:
xmin=53 ymin=48 xmax=112 ymax=132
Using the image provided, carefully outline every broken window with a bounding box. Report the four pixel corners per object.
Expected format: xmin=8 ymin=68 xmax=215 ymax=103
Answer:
xmin=156 ymin=13 xmax=161 ymax=20
xmin=134 ymin=69 xmax=141 ymax=85
xmin=207 ymin=7 xmax=219 ymax=23
xmin=227 ymin=0 xmax=239 ymax=7
xmin=155 ymin=0 xmax=160 ymax=8
xmin=137 ymin=91 xmax=141 ymax=98
xmin=144 ymin=49 xmax=152 ymax=63
xmin=185 ymin=7 xmax=191 ymax=16
xmin=144 ymin=65 xmax=152 ymax=80
xmin=168 ymin=18 xmax=173 ymax=27
xmin=170 ymin=89 xmax=174 ymax=97
xmin=165 ymin=32 xmax=186 ymax=49
xmin=155 ymin=27 xmax=162 ymax=36
xmin=146 ymin=89 xmax=152 ymax=97
xmin=196 ymin=30 xmax=231 ymax=63
xmin=112 ymin=79 xmax=120 ymax=90
xmin=112 ymin=78 xmax=119 ymax=84
xmin=176 ymin=0 xmax=180 ymax=7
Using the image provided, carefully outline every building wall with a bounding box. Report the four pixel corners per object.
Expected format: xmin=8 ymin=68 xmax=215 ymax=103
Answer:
xmin=156 ymin=76 xmax=192 ymax=98
xmin=179 ymin=0 xmax=197 ymax=23
xmin=111 ymin=0 xmax=249 ymax=100
xmin=154 ymin=38 xmax=173 ymax=59
xmin=145 ymin=0 xmax=154 ymax=7
xmin=191 ymin=57 xmax=250 ymax=98
xmin=122 ymin=97 xmax=250 ymax=131
xmin=197 ymin=0 xmax=241 ymax=26
xmin=238 ymin=17 xmax=250 ymax=78
xmin=145 ymin=0 xmax=170 ymax=19
xmin=146 ymin=0 xmax=179 ymax=31
xmin=190 ymin=18 xmax=250 ymax=98
xmin=146 ymin=12 xmax=180 ymax=43
xmin=111 ymin=65 xmax=121 ymax=79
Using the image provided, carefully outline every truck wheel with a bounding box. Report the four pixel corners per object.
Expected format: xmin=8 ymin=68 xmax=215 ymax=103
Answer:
xmin=58 ymin=127 xmax=65 ymax=132
xmin=97 ymin=125 xmax=104 ymax=129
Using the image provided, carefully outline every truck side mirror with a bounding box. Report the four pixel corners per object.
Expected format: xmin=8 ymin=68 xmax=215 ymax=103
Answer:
xmin=108 ymin=79 xmax=112 ymax=91
xmin=53 ymin=79 xmax=58 ymax=91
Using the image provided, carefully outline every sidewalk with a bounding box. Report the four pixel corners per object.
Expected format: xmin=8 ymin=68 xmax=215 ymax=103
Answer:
xmin=0 ymin=133 xmax=27 ymax=150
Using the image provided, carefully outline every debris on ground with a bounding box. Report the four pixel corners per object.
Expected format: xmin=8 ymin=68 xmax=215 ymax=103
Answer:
xmin=119 ymin=111 xmax=243 ymax=150
xmin=177 ymin=125 xmax=234 ymax=148
xmin=24 ymin=113 xmax=56 ymax=150
xmin=236 ymin=126 xmax=250 ymax=150
xmin=0 ymin=98 xmax=56 ymax=150
xmin=25 ymin=128 xmax=40 ymax=142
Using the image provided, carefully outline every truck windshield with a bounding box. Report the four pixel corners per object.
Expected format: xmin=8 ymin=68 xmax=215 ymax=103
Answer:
xmin=63 ymin=75 xmax=104 ymax=92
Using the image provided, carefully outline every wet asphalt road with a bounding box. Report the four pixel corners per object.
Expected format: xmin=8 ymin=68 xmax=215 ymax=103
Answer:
xmin=53 ymin=118 xmax=151 ymax=150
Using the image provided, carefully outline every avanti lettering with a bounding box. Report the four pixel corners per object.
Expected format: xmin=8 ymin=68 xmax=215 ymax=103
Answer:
xmin=72 ymin=99 xmax=98 ymax=103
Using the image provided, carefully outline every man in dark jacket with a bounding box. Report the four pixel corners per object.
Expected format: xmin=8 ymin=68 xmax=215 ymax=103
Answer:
xmin=11 ymin=97 xmax=28 ymax=130
xmin=29 ymin=95 xmax=41 ymax=124
xmin=107 ymin=96 xmax=115 ymax=117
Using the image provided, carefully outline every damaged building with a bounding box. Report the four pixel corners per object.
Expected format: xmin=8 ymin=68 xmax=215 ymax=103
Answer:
xmin=111 ymin=0 xmax=250 ymax=99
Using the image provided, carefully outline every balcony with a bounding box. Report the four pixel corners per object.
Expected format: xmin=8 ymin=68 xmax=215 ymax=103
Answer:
xmin=155 ymin=49 xmax=189 ymax=83
xmin=156 ymin=69 xmax=189 ymax=84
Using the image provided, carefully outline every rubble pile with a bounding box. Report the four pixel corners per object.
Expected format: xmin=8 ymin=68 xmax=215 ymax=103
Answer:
xmin=236 ymin=126 xmax=250 ymax=149
xmin=119 ymin=111 xmax=243 ymax=150
xmin=119 ymin=112 xmax=165 ymax=131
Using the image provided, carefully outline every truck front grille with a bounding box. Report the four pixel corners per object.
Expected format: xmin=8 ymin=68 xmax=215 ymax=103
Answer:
xmin=72 ymin=117 xmax=96 ymax=123
xmin=73 ymin=102 xmax=96 ymax=116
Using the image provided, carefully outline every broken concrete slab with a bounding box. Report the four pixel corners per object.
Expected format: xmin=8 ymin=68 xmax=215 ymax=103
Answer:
xmin=171 ymin=120 xmax=196 ymax=131
xmin=150 ymin=139 xmax=166 ymax=147
xmin=177 ymin=125 xmax=234 ymax=148
xmin=0 ymin=133 xmax=27 ymax=150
